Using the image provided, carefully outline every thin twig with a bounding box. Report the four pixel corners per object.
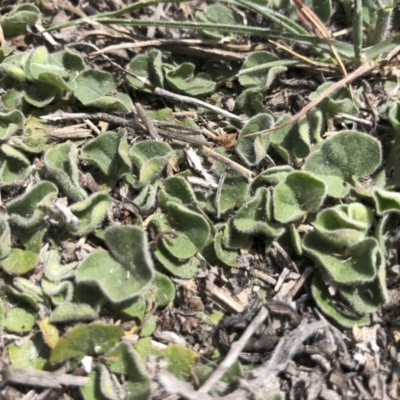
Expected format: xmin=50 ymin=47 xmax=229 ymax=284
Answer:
xmin=133 ymin=102 xmax=161 ymax=140
xmin=154 ymin=88 xmax=246 ymax=124
xmin=2 ymin=365 xmax=89 ymax=389
xmin=157 ymin=129 xmax=212 ymax=147
xmin=216 ymin=172 xmax=227 ymax=220
xmin=289 ymin=266 xmax=314 ymax=297
xmin=201 ymin=147 xmax=254 ymax=180
xmin=198 ymin=306 xmax=270 ymax=394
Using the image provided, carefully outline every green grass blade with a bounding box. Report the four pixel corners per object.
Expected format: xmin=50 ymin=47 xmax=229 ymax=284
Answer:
xmin=223 ymin=0 xmax=309 ymax=35
xmin=353 ymin=0 xmax=363 ymax=65
xmin=237 ymin=59 xmax=299 ymax=77
xmin=47 ymin=18 xmax=355 ymax=58
xmin=364 ymin=31 xmax=400 ymax=60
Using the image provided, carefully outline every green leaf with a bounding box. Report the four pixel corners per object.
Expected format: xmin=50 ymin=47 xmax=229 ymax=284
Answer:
xmin=130 ymin=140 xmax=173 ymax=187
xmin=1 ymin=229 xmax=45 ymax=275
xmin=309 ymin=82 xmax=356 ymax=116
xmin=81 ymin=130 xmax=131 ymax=181
xmin=126 ymin=54 xmax=151 ymax=91
xmin=233 ymin=188 xmax=284 ymax=239
xmin=164 ymin=344 xmax=198 ymax=381
xmin=6 ymin=181 xmax=58 ymax=229
xmin=235 ymin=89 xmax=265 ymax=117
xmin=74 ymin=70 xmax=116 ymax=105
xmin=340 ymin=253 xmax=388 ymax=313
xmin=0 ymin=144 xmax=31 ymax=184
xmin=0 ymin=217 xmax=11 ymax=260
xmin=303 ymin=131 xmax=382 ymax=198
xmin=162 ymin=176 xmax=197 ymax=205
xmin=48 ymin=48 xmax=86 ymax=79
xmin=196 ymin=5 xmax=242 ymax=39
xmin=270 ymin=115 xmax=311 ymax=161
xmin=251 ymin=165 xmax=294 ymax=192
xmin=23 ymin=83 xmax=57 ymax=108
xmin=50 ymin=322 xmax=125 ymax=363
xmin=166 ymin=63 xmax=216 ymax=96
xmin=373 ymin=189 xmax=400 ymax=215
xmin=215 ymin=229 xmax=238 ymax=267
xmin=311 ymin=271 xmax=371 ymax=328
xmin=50 ymin=303 xmax=98 ymax=323
xmin=126 ymin=48 xmax=163 ymax=91
xmin=67 ymin=192 xmax=112 ymax=236
xmin=273 ymin=171 xmax=326 ymax=223
xmin=154 ymin=245 xmax=201 ymax=278
xmin=236 ymin=114 xmax=273 ymax=166
xmin=80 ymin=369 xmax=110 ymax=400
xmin=313 ymin=203 xmax=374 ymax=246
xmin=388 ymin=101 xmax=400 ymax=137
xmin=87 ymin=92 xmax=133 ymax=112
xmin=0 ymin=110 xmax=24 ymax=141
xmin=12 ymin=115 xmax=48 ymax=154
xmin=44 ymin=142 xmax=87 ymax=202
xmin=8 ymin=333 xmax=54 ymax=370
xmin=120 ymin=271 xmax=175 ymax=321
xmin=211 ymin=176 xmax=249 ymax=216
xmin=303 ymin=232 xmax=381 ymax=284
xmin=164 ymin=202 xmax=210 ymax=250
xmin=96 ymin=364 xmax=120 ymax=400
xmin=133 ymin=184 xmax=158 ymax=212
xmin=25 ymin=46 xmax=65 ymax=81
xmin=10 ymin=277 xmax=44 ymax=308
xmin=0 ymin=63 xmax=26 ymax=82
xmin=42 ymin=279 xmax=74 ymax=305
xmin=4 ymin=306 xmax=36 ymax=333
xmin=309 ymin=0 xmax=332 ymax=22
xmin=43 ymin=249 xmax=78 ymax=282
xmin=238 ymin=51 xmax=288 ymax=91
xmin=105 ymin=342 xmax=151 ymax=400
xmin=0 ymin=4 xmax=40 ymax=35
xmin=151 ymin=213 xmax=198 ymax=260
xmin=76 ymin=225 xmax=154 ymax=303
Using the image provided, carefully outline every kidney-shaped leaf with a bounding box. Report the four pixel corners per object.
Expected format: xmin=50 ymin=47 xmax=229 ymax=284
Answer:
xmin=0 ymin=217 xmax=11 ymax=261
xmin=166 ymin=63 xmax=215 ymax=96
xmin=45 ymin=143 xmax=87 ymax=202
xmin=233 ymin=188 xmax=284 ymax=239
xmin=1 ymin=4 xmax=40 ymax=35
xmin=81 ymin=130 xmax=131 ymax=181
xmin=239 ymin=51 xmax=287 ymax=91
xmin=273 ymin=171 xmax=326 ymax=223
xmin=130 ymin=140 xmax=173 ymax=187
xmin=106 ymin=342 xmax=151 ymax=400
xmin=196 ymin=5 xmax=242 ymax=39
xmin=6 ymin=181 xmax=58 ymax=229
xmin=314 ymin=203 xmax=374 ymax=246
xmin=236 ymin=113 xmax=273 ymax=166
xmin=373 ymin=188 xmax=400 ymax=215
xmin=76 ymin=225 xmax=154 ymax=303
xmin=67 ymin=192 xmax=112 ymax=236
xmin=0 ymin=144 xmax=31 ymax=184
xmin=311 ymin=271 xmax=371 ymax=328
xmin=304 ymin=131 xmax=381 ymax=198
xmin=50 ymin=322 xmax=124 ymax=363
xmin=303 ymin=232 xmax=381 ymax=284
xmin=1 ymin=229 xmax=45 ymax=275
xmin=0 ymin=110 xmax=24 ymax=141
xmin=74 ymin=70 xmax=116 ymax=105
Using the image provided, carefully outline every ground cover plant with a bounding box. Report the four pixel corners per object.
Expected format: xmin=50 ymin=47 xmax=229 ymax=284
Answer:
xmin=1 ymin=0 xmax=400 ymax=398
